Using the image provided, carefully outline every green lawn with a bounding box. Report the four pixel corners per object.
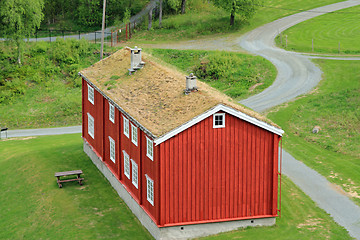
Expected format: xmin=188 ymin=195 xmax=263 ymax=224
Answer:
xmin=0 ymin=134 xmax=153 ymax=239
xmin=147 ymin=49 xmax=277 ymax=100
xmin=131 ymin=0 xmax=344 ymax=43
xmin=0 ymin=135 xmax=350 ymax=239
xmin=267 ymin=60 xmax=360 ymax=205
xmin=275 ymin=5 xmax=360 ymax=54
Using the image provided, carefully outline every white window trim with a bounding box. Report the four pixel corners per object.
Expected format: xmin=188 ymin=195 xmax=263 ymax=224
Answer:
xmin=109 ymin=102 xmax=115 ymax=123
xmin=213 ymin=113 xmax=225 ymax=128
xmin=87 ymin=113 xmax=94 ymax=139
xmin=88 ymin=84 xmax=94 ymax=105
xmin=131 ymin=159 xmax=138 ymax=189
xmin=131 ymin=123 xmax=138 ymax=146
xmin=109 ymin=136 xmax=115 ymax=163
xmin=145 ymin=174 xmax=154 ymax=206
xmin=146 ymin=137 xmax=153 ymax=161
xmin=123 ymin=116 xmax=129 ymax=138
xmin=123 ymin=150 xmax=130 ymax=179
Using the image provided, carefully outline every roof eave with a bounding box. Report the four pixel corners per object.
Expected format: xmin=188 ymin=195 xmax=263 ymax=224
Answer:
xmin=153 ymin=104 xmax=284 ymax=146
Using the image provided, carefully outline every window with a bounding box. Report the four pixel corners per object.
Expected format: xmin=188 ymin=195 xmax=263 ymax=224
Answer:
xmin=213 ymin=113 xmax=225 ymax=128
xmin=88 ymin=113 xmax=94 ymax=139
xmin=146 ymin=137 xmax=153 ymax=161
xmin=123 ymin=116 xmax=129 ymax=138
xmin=109 ymin=102 xmax=115 ymax=123
xmin=88 ymin=84 xmax=94 ymax=104
xmin=123 ymin=151 xmax=130 ymax=179
xmin=131 ymin=123 xmax=138 ymax=146
xmin=109 ymin=136 xmax=115 ymax=163
xmin=146 ymin=174 xmax=154 ymax=206
xmin=131 ymin=159 xmax=138 ymax=189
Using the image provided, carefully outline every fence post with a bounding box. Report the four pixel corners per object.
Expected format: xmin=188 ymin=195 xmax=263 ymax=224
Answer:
xmin=280 ymin=31 xmax=282 ymax=45
xmin=285 ymin=35 xmax=288 ymax=48
xmin=49 ymin=30 xmax=51 ymax=43
xmin=129 ymin=23 xmax=131 ymax=39
xmin=126 ymin=24 xmax=128 ymax=41
xmin=111 ymin=30 xmax=113 ymax=47
xmin=95 ymin=32 xmax=97 ymax=44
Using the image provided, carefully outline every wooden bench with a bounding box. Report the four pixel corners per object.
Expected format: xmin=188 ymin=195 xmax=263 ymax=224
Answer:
xmin=55 ymin=170 xmax=84 ymax=188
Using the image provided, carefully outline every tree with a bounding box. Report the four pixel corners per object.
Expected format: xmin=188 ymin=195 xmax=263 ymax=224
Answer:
xmin=148 ymin=7 xmax=153 ymax=30
xmin=213 ymin=0 xmax=259 ymax=26
xmin=159 ymin=0 xmax=163 ymax=28
xmin=181 ymin=0 xmax=186 ymax=14
xmin=0 ymin=0 xmax=44 ymax=64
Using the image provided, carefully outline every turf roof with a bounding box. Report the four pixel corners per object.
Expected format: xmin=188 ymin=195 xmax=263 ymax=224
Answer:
xmin=80 ymin=48 xmax=281 ymax=137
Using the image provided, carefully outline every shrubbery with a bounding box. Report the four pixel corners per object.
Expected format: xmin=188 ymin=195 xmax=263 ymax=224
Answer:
xmin=0 ymin=39 xmax=100 ymax=103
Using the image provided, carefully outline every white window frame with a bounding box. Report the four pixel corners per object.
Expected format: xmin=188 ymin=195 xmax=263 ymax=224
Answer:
xmin=131 ymin=159 xmax=138 ymax=189
xmin=213 ymin=113 xmax=225 ymax=128
xmin=87 ymin=113 xmax=94 ymax=139
xmin=131 ymin=123 xmax=138 ymax=146
xmin=123 ymin=150 xmax=130 ymax=179
xmin=109 ymin=102 xmax=115 ymax=123
xmin=123 ymin=116 xmax=129 ymax=138
xmin=146 ymin=137 xmax=153 ymax=161
xmin=88 ymin=84 xmax=94 ymax=105
xmin=146 ymin=174 xmax=154 ymax=206
xmin=109 ymin=136 xmax=115 ymax=163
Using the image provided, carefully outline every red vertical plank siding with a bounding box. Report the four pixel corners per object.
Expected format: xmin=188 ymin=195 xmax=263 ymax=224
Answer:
xmin=83 ymin=80 xmax=104 ymax=160
xmin=159 ymin=112 xmax=281 ymax=226
xmin=103 ymin=101 xmax=120 ymax=177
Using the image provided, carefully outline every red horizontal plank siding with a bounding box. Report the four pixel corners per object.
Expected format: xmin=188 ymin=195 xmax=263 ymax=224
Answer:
xmin=159 ymin=112 xmax=280 ymax=226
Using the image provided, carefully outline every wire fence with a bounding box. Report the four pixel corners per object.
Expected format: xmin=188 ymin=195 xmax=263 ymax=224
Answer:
xmin=34 ymin=22 xmax=139 ymax=46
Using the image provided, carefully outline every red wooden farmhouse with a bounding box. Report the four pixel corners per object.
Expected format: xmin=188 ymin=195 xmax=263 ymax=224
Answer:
xmin=79 ymin=47 xmax=284 ymax=239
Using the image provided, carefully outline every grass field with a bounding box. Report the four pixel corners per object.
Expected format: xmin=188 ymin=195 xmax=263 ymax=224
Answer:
xmin=275 ymin=5 xmax=360 ymax=54
xmin=0 ymin=135 xmax=351 ymax=239
xmin=148 ymin=49 xmax=277 ymax=100
xmin=267 ymin=59 xmax=360 ymax=205
xmin=0 ymin=134 xmax=153 ymax=239
xmin=132 ymin=0 xmax=344 ymax=43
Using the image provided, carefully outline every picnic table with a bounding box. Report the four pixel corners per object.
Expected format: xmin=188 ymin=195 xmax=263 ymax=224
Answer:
xmin=55 ymin=170 xmax=84 ymax=188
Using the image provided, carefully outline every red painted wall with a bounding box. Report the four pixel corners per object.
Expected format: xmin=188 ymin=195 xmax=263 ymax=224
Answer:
xmin=158 ymin=112 xmax=281 ymax=226
xmin=82 ymin=79 xmax=104 ymax=158
xmin=103 ymin=100 xmax=120 ymax=177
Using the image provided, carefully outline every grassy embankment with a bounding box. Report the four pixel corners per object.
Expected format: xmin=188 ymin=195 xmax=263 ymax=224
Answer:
xmin=0 ymin=40 xmax=114 ymax=129
xmin=0 ymin=134 xmax=350 ymax=239
xmin=147 ymin=48 xmax=277 ymax=100
xmin=131 ymin=0 xmax=344 ymax=43
xmin=276 ymin=5 xmax=360 ymax=54
xmin=267 ymin=60 xmax=360 ymax=205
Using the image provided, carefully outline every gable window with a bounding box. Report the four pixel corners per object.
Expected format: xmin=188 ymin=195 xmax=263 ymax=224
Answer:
xmin=131 ymin=123 xmax=138 ymax=146
xmin=88 ymin=84 xmax=94 ymax=105
xmin=109 ymin=102 xmax=115 ymax=123
xmin=146 ymin=174 xmax=154 ymax=206
xmin=213 ymin=113 xmax=225 ymax=128
xmin=131 ymin=159 xmax=138 ymax=189
xmin=109 ymin=136 xmax=115 ymax=163
xmin=123 ymin=151 xmax=130 ymax=179
xmin=87 ymin=113 xmax=94 ymax=139
xmin=123 ymin=116 xmax=129 ymax=138
xmin=146 ymin=137 xmax=153 ymax=161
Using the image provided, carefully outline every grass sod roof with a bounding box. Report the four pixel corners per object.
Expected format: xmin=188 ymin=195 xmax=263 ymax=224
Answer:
xmin=80 ymin=48 xmax=281 ymax=138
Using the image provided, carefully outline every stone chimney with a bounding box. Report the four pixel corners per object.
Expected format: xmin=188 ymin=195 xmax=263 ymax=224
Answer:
xmin=128 ymin=46 xmax=145 ymax=75
xmin=184 ymin=73 xmax=198 ymax=94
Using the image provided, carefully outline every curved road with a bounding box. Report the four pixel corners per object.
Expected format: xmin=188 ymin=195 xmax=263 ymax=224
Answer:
xmin=4 ymin=1 xmax=360 ymax=239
